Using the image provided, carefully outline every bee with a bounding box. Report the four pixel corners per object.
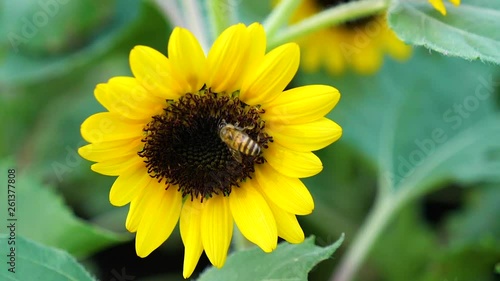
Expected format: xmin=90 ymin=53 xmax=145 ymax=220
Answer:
xmin=218 ymin=120 xmax=261 ymax=163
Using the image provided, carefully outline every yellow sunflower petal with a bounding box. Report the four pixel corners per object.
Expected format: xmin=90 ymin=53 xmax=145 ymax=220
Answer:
xmin=81 ymin=112 xmax=144 ymax=143
xmin=264 ymin=142 xmax=323 ymax=178
xmin=450 ymin=0 xmax=460 ymax=6
xmin=255 ymin=164 xmax=314 ymax=215
xmin=267 ymin=118 xmax=342 ymax=152
xmin=240 ymin=43 xmax=299 ymax=105
xmin=240 ymin=23 xmax=266 ymax=82
xmin=109 ymin=163 xmax=150 ymax=206
xmin=90 ymin=154 xmax=143 ymax=176
xmin=180 ymin=198 xmax=204 ymax=279
xmin=129 ymin=45 xmax=184 ymax=99
xmin=207 ymin=23 xmax=250 ymax=94
xmin=95 ymin=77 xmax=164 ymax=121
xmin=429 ymin=0 xmax=447 ymax=15
xmin=168 ymin=27 xmax=207 ymax=93
xmin=78 ymin=139 xmax=142 ymax=162
xmin=201 ymin=195 xmax=233 ymax=268
xmin=229 ymin=181 xmax=277 ymax=252
xmin=126 ymin=185 xmax=154 ymax=233
xmin=136 ymin=183 xmax=182 ymax=257
xmin=263 ymin=85 xmax=340 ymax=124
xmin=267 ymin=201 xmax=304 ymax=244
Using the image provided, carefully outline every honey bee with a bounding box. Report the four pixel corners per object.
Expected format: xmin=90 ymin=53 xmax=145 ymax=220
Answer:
xmin=218 ymin=120 xmax=261 ymax=163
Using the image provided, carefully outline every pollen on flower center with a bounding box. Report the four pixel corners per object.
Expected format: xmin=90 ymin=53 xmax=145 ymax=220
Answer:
xmin=138 ymin=87 xmax=272 ymax=201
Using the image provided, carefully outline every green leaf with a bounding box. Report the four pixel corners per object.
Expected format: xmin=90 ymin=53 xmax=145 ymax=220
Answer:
xmin=299 ymin=49 xmax=500 ymax=196
xmin=2 ymin=0 xmax=115 ymax=55
xmin=197 ymin=235 xmax=344 ymax=281
xmin=0 ymin=234 xmax=95 ymax=281
xmin=388 ymin=0 xmax=500 ymax=65
xmin=295 ymin=49 xmax=500 ymax=279
xmin=0 ymin=159 xmax=129 ymax=258
xmin=446 ymin=185 xmax=500 ymax=249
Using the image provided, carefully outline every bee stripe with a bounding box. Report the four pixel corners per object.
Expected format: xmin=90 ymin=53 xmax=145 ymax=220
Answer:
xmin=241 ymin=138 xmax=252 ymax=154
xmin=251 ymin=142 xmax=260 ymax=156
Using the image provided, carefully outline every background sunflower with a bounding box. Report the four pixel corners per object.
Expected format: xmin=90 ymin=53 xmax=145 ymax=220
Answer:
xmin=1 ymin=0 xmax=499 ymax=281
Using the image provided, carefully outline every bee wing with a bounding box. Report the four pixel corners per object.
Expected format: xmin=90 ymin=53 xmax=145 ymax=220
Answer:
xmin=229 ymin=148 xmax=243 ymax=163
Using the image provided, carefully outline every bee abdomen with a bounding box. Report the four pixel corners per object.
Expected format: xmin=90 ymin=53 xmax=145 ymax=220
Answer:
xmin=240 ymin=138 xmax=261 ymax=156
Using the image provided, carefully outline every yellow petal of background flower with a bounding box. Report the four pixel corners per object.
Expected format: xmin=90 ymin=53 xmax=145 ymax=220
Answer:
xmin=267 ymin=201 xmax=304 ymax=244
xmin=229 ymin=181 xmax=277 ymax=252
xmin=351 ymin=42 xmax=383 ymax=75
xmin=201 ymin=195 xmax=233 ymax=268
xmin=95 ymin=77 xmax=164 ymax=121
xmin=263 ymin=85 xmax=340 ymax=124
xmin=90 ymin=154 xmax=143 ymax=176
xmin=129 ymin=45 xmax=184 ymax=99
xmin=267 ymin=118 xmax=342 ymax=152
xmin=240 ymin=43 xmax=299 ymax=105
xmin=207 ymin=23 xmax=250 ymax=94
xmin=78 ymin=139 xmax=142 ymax=162
xmin=168 ymin=28 xmax=207 ymax=93
xmin=255 ymin=164 xmax=314 ymax=215
xmin=450 ymin=0 xmax=460 ymax=5
xmin=429 ymin=0 xmax=447 ymax=15
xmin=136 ymin=183 xmax=182 ymax=257
xmin=81 ymin=112 xmax=144 ymax=143
xmin=109 ymin=163 xmax=150 ymax=206
xmin=180 ymin=198 xmax=204 ymax=278
xmin=264 ymin=142 xmax=323 ymax=178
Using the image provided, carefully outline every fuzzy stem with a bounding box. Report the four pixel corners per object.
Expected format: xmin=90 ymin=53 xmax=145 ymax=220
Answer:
xmin=268 ymin=0 xmax=388 ymax=48
xmin=182 ymin=0 xmax=210 ymax=53
xmin=263 ymin=0 xmax=302 ymax=39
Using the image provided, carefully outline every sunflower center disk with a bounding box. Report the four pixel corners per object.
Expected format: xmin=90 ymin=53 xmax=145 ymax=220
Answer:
xmin=138 ymin=88 xmax=272 ymax=201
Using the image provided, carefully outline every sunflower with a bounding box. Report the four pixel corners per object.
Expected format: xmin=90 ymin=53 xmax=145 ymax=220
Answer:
xmin=78 ymin=23 xmax=341 ymax=278
xmin=285 ymin=0 xmax=411 ymax=75
xmin=428 ymin=0 xmax=460 ymax=15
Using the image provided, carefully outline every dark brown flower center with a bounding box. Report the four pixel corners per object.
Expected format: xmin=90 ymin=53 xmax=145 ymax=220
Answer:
xmin=138 ymin=86 xmax=272 ymax=201
xmin=316 ymin=0 xmax=376 ymax=27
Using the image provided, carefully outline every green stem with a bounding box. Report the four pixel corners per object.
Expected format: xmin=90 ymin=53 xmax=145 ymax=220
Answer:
xmin=182 ymin=0 xmax=210 ymax=52
xmin=206 ymin=0 xmax=236 ymax=43
xmin=232 ymin=225 xmax=253 ymax=251
xmin=263 ymin=0 xmax=302 ymax=40
xmin=330 ymin=189 xmax=407 ymax=281
xmin=268 ymin=0 xmax=388 ymax=48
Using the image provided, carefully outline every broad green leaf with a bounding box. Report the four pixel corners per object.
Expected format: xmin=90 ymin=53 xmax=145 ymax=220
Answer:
xmin=372 ymin=195 xmax=500 ymax=281
xmin=296 ymin=49 xmax=499 ymax=280
xmin=388 ymin=0 xmax=500 ymax=65
xmin=197 ymin=235 xmax=344 ymax=281
xmin=298 ymin=48 xmax=500 ymax=197
xmin=0 ymin=234 xmax=95 ymax=281
xmin=0 ymin=159 xmax=130 ymax=258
